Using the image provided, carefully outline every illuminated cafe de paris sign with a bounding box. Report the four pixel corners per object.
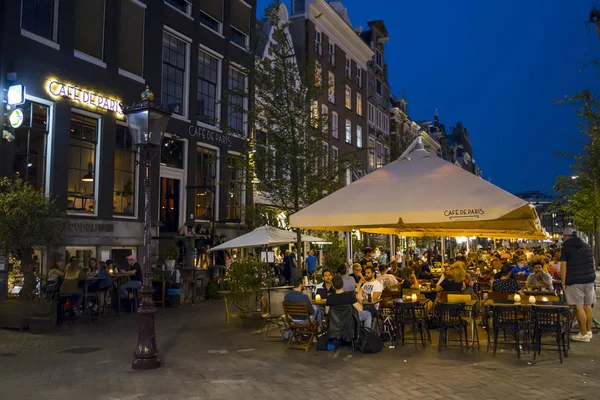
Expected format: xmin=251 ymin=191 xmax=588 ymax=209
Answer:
xmin=46 ymin=79 xmax=124 ymax=116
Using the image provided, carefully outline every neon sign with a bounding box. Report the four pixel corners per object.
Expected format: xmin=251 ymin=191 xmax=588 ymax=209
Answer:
xmin=46 ymin=80 xmax=124 ymax=116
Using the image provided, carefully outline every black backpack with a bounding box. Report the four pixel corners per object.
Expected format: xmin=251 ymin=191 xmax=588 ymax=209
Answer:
xmin=355 ymin=327 xmax=383 ymax=353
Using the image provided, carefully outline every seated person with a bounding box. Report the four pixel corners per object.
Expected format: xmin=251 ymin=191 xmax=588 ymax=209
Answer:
xmin=357 ymin=265 xmax=383 ymax=316
xmin=96 ymin=261 xmax=115 ymax=290
xmin=436 ymin=264 xmax=452 ymax=286
xmin=376 ymin=264 xmax=399 ymax=290
xmin=284 ymin=277 xmax=324 ymax=330
xmin=526 ymin=260 xmax=554 ymax=292
xmin=59 ymin=257 xmax=85 ymax=310
xmin=511 ymin=256 xmax=531 ymax=278
xmin=492 ymin=265 xmax=524 ymax=295
xmin=388 ymin=261 xmax=402 ymax=279
xmin=436 ymin=262 xmax=467 ymax=292
xmin=315 ymin=269 xmax=335 ymax=299
xmin=417 ymin=261 xmax=434 ymax=280
xmin=326 ymin=276 xmax=372 ymax=329
xmin=120 ymin=255 xmax=142 ymax=299
xmin=349 ymin=263 xmax=364 ymax=283
xmin=338 ymin=265 xmax=357 ymax=292
xmin=47 ymin=260 xmax=65 ymax=283
xmin=399 ymin=266 xmax=420 ymax=294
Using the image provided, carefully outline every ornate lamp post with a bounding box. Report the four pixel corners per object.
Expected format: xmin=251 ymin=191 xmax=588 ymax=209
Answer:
xmin=123 ymin=87 xmax=171 ymax=370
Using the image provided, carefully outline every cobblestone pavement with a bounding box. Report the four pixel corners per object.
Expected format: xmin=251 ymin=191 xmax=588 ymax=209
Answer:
xmin=1 ymin=301 xmax=599 ymax=400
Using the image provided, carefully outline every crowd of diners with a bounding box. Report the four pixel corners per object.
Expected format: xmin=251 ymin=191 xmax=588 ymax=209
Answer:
xmin=282 ymin=227 xmax=597 ymax=343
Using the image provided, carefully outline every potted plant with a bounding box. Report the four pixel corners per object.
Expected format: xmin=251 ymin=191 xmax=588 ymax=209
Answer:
xmin=222 ymin=260 xmax=271 ymax=329
xmin=159 ymin=242 xmax=179 ymax=271
xmin=29 ymin=295 xmax=56 ymax=334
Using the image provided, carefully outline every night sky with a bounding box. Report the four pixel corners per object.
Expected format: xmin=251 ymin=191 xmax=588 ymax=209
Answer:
xmin=257 ymin=0 xmax=600 ymax=195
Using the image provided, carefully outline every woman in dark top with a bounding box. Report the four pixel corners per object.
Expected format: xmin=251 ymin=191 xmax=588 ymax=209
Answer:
xmin=399 ymin=267 xmax=420 ymax=295
xmin=492 ymin=265 xmax=523 ymax=294
xmin=436 ymin=262 xmax=466 ymax=292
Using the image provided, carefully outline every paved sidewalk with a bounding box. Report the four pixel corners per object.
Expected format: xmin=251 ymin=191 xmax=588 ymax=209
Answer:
xmin=1 ymin=302 xmax=599 ymax=400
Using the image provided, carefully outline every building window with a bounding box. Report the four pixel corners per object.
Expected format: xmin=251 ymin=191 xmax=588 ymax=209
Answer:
xmin=226 ymin=154 xmax=243 ymax=221
xmin=315 ymin=30 xmax=322 ymax=55
xmin=331 ymin=145 xmax=339 ymax=180
xmin=113 ymin=125 xmax=136 ymax=217
xmin=376 ymin=49 xmax=383 ymax=67
xmin=383 ymin=115 xmax=389 ymax=134
xmin=200 ymin=11 xmax=221 ymax=33
xmin=328 ymin=72 xmax=335 ymax=104
xmin=21 ymin=0 xmax=58 ymax=42
xmin=368 ymin=138 xmax=375 ymax=168
xmin=368 ymin=102 xmax=375 ymax=125
xmin=384 ymin=146 xmax=390 ymax=165
xmin=345 ymin=120 xmax=351 ymax=144
xmin=228 ymin=66 xmax=247 ymax=135
xmin=321 ymin=142 xmax=329 ymax=168
xmin=331 ymin=111 xmax=338 ymax=139
xmin=162 ymin=30 xmax=189 ymax=116
xmin=161 ymin=137 xmax=185 ymax=169
xmin=376 ymin=142 xmax=383 ymax=168
xmin=231 ymin=26 xmax=249 ymax=50
xmin=165 ymin=0 xmax=192 ymax=15
xmin=310 ymin=101 xmax=319 ymax=128
xmin=328 ymin=42 xmax=335 ymax=65
xmin=356 ymin=125 xmax=362 ymax=148
xmin=74 ymin=0 xmax=105 ymax=61
xmin=345 ymin=57 xmax=351 ymax=77
xmin=345 ymin=85 xmax=351 ymax=110
xmin=198 ymin=49 xmax=221 ymax=126
xmin=356 ymin=68 xmax=362 ymax=87
xmin=119 ymin=0 xmax=145 ymax=78
xmin=12 ymin=100 xmax=49 ymax=191
xmin=356 ymin=93 xmax=362 ymax=116
xmin=195 ymin=147 xmax=217 ymax=220
xmin=292 ymin=0 xmax=305 ymax=14
xmin=376 ymin=79 xmax=382 ymax=96
xmin=315 ymin=60 xmax=322 ymax=87
xmin=200 ymin=0 xmax=223 ymax=34
xmin=321 ymin=103 xmax=328 ymax=133
xmin=68 ymin=113 xmax=99 ymax=214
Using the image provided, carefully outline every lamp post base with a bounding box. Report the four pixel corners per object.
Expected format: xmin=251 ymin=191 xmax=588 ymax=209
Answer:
xmin=132 ymin=308 xmax=160 ymax=370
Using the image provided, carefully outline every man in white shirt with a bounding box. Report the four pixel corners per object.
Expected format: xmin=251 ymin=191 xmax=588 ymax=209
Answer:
xmin=376 ymin=264 xmax=398 ymax=290
xmin=358 ymin=265 xmax=383 ymax=314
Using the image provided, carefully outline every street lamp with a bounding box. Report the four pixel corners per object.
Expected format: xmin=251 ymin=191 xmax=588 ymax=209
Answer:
xmin=123 ymin=86 xmax=171 ymax=370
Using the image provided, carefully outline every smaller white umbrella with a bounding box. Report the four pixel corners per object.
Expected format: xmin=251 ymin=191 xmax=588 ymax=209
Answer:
xmin=209 ymin=225 xmax=324 ymax=251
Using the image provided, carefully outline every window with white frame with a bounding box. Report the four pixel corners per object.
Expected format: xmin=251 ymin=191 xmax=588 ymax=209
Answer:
xmin=68 ymin=112 xmax=99 ymax=214
xmin=119 ymin=0 xmax=145 ymax=78
xmin=315 ymin=60 xmax=322 ymax=87
xmin=21 ymin=0 xmax=59 ymax=43
xmin=376 ymin=48 xmax=383 ymax=67
xmin=345 ymin=57 xmax=351 ymax=77
xmin=200 ymin=0 xmax=223 ymax=34
xmin=321 ymin=103 xmax=328 ymax=133
xmin=383 ymin=114 xmax=389 ymax=133
xmin=368 ymin=103 xmax=375 ymax=125
xmin=331 ymin=145 xmax=339 ymax=180
xmin=345 ymin=85 xmax=351 ymax=110
xmin=328 ymin=72 xmax=335 ymax=104
xmin=356 ymin=93 xmax=362 ymax=116
xmin=315 ymin=30 xmax=322 ymax=55
xmin=328 ymin=42 xmax=335 ymax=65
xmin=162 ymin=30 xmax=189 ymax=116
xmin=198 ymin=49 xmax=221 ymax=126
xmin=195 ymin=146 xmax=217 ymax=220
xmin=376 ymin=79 xmax=382 ymax=96
xmin=321 ymin=142 xmax=329 ymax=168
xmin=226 ymin=154 xmax=244 ymax=221
xmin=368 ymin=138 xmax=375 ymax=168
xmin=231 ymin=26 xmax=249 ymax=50
xmin=74 ymin=0 xmax=105 ymax=61
xmin=165 ymin=0 xmax=192 ymax=15
xmin=345 ymin=120 xmax=351 ymax=144
xmin=356 ymin=68 xmax=362 ymax=87
xmin=376 ymin=142 xmax=383 ymax=168
xmin=356 ymin=125 xmax=362 ymax=148
xmin=228 ymin=66 xmax=247 ymax=135
xmin=331 ymin=111 xmax=338 ymax=139
xmin=114 ymin=124 xmax=137 ymax=217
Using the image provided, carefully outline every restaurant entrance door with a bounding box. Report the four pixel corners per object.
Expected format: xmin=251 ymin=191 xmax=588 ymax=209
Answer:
xmin=160 ymin=177 xmax=180 ymax=233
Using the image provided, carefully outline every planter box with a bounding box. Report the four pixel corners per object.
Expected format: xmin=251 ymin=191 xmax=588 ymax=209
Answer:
xmin=28 ymin=315 xmax=56 ymax=334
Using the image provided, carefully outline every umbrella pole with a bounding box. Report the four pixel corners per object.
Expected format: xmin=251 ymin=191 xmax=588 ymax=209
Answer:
xmin=346 ymin=232 xmax=353 ymax=267
xmin=441 ymin=236 xmax=446 ymax=264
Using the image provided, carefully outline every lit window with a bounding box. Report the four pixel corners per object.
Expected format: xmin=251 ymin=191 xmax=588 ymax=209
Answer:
xmin=310 ymin=101 xmax=319 ymax=128
xmin=356 ymin=125 xmax=362 ymax=148
xmin=328 ymin=72 xmax=335 ymax=104
xmin=315 ymin=60 xmax=322 ymax=87
xmin=331 ymin=111 xmax=338 ymax=139
xmin=345 ymin=85 xmax=351 ymax=110
xmin=195 ymin=147 xmax=217 ymax=220
xmin=321 ymin=103 xmax=328 ymax=133
xmin=114 ymin=125 xmax=137 ymax=217
xmin=356 ymin=93 xmax=362 ymax=116
xmin=68 ymin=113 xmax=99 ymax=214
xmin=345 ymin=120 xmax=351 ymax=144
xmin=226 ymin=154 xmax=243 ymax=221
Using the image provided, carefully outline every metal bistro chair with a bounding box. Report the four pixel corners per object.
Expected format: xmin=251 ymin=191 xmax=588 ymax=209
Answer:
xmin=394 ymin=301 xmax=431 ymax=347
xmin=282 ymin=301 xmax=318 ymax=351
xmin=437 ymin=303 xmax=468 ymax=352
xmin=491 ymin=305 xmax=525 ymax=359
xmin=532 ymin=306 xmax=569 ymax=363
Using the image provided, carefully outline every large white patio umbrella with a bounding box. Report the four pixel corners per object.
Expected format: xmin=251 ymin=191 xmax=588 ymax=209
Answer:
xmin=209 ymin=225 xmax=324 ymax=251
xmin=289 ymin=138 xmax=546 ymax=239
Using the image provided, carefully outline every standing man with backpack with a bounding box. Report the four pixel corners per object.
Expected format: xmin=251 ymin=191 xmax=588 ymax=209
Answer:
xmin=561 ymin=228 xmax=596 ymax=342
